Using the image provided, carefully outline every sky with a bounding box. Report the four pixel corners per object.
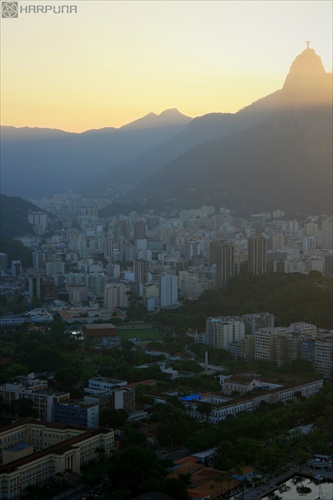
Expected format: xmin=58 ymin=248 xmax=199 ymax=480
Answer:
xmin=1 ymin=0 xmax=332 ymax=132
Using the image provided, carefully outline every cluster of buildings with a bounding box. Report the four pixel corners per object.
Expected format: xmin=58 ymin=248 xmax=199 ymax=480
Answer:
xmin=175 ymin=377 xmax=324 ymax=424
xmin=0 ymin=373 xmax=135 ymax=430
xmin=123 ymin=367 xmax=324 ymax=426
xmin=0 ymin=198 xmax=332 ymax=316
xmin=192 ymin=314 xmax=332 ymax=378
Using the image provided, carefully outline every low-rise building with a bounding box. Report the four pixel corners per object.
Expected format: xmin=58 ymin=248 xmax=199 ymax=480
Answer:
xmin=53 ymin=400 xmax=99 ymax=429
xmin=0 ymin=381 xmax=69 ymax=422
xmin=85 ymin=377 xmax=127 ymax=394
xmin=82 ymin=323 xmax=118 ymax=338
xmin=180 ymin=379 xmax=323 ymax=424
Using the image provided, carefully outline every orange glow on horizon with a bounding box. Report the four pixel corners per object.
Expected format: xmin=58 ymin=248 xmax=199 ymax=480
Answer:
xmin=1 ymin=1 xmax=331 ymax=133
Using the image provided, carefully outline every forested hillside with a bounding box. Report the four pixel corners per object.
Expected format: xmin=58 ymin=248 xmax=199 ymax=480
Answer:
xmin=156 ymin=272 xmax=333 ymax=330
xmin=0 ymin=195 xmax=39 ymax=238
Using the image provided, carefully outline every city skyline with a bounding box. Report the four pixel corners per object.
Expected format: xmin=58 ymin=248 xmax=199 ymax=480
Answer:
xmin=1 ymin=0 xmax=332 ymax=132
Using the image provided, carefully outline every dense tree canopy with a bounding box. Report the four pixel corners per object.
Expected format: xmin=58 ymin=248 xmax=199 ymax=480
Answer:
xmin=155 ymin=272 xmax=333 ymax=330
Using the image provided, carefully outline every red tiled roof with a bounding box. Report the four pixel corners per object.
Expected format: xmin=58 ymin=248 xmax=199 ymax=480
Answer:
xmin=174 ymin=455 xmax=200 ymax=465
xmin=125 ymin=379 xmax=158 ymax=389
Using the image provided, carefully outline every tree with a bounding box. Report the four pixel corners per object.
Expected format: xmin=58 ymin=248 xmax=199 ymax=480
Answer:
xmin=196 ymin=401 xmax=212 ymax=420
xmin=295 ymin=450 xmax=311 ymax=470
xmin=178 ymin=472 xmax=192 ymax=485
xmin=109 ymin=446 xmax=164 ymax=496
xmin=160 ymin=477 xmax=189 ymax=500
xmin=100 ymin=408 xmax=128 ymax=428
xmin=9 ymin=398 xmax=38 ymax=419
xmin=121 ymin=425 xmax=148 ymax=448
xmin=0 ymin=363 xmax=29 ymax=383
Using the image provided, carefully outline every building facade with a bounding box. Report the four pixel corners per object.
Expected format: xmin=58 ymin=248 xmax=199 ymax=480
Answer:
xmin=0 ymin=420 xmax=114 ymax=499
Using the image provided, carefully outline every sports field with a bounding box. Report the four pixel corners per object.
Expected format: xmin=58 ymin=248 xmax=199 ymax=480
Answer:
xmin=118 ymin=329 xmax=163 ymax=341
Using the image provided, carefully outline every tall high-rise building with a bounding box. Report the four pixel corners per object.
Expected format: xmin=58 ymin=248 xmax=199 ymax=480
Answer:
xmin=42 ymin=277 xmax=56 ymax=299
xmin=104 ymin=283 xmax=129 ymax=309
xmin=114 ymin=219 xmax=130 ymax=244
xmin=89 ymin=273 xmax=106 ymax=297
xmin=254 ymin=327 xmax=287 ymax=363
xmin=32 ymin=251 xmax=46 ymax=271
xmin=28 ymin=212 xmax=48 ymax=226
xmin=272 ymin=233 xmax=285 ymax=250
xmin=251 ymin=214 xmax=265 ymax=233
xmin=104 ymin=236 xmax=113 ymax=262
xmin=29 ymin=275 xmax=43 ymax=299
xmin=206 ymin=317 xmax=245 ymax=349
xmin=159 ymin=274 xmax=178 ymax=308
xmin=28 ymin=211 xmax=48 ymax=236
xmin=248 ymin=235 xmax=267 ymax=275
xmin=134 ymin=220 xmax=146 ymax=240
xmin=134 ymin=259 xmax=149 ymax=296
xmin=210 ymin=240 xmax=234 ymax=288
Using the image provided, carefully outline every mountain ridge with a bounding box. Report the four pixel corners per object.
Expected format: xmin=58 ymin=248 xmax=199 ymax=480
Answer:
xmin=1 ymin=46 xmax=331 ymax=216
xmin=129 ymin=47 xmax=332 ymax=216
xmin=0 ymin=110 xmax=193 ymax=197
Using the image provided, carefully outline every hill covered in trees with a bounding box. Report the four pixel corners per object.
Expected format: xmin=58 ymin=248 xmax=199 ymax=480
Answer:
xmin=0 ymin=195 xmax=40 ymax=239
xmin=156 ymin=272 xmax=332 ymax=331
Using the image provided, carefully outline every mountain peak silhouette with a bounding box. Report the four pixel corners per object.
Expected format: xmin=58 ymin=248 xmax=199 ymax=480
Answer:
xmin=282 ymin=45 xmax=331 ymax=106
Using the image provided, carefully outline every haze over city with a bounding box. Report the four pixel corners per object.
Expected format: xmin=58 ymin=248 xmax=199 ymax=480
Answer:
xmin=1 ymin=0 xmax=332 ymax=132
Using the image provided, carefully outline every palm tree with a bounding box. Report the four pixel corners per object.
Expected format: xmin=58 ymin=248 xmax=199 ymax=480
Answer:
xmin=212 ymin=471 xmax=228 ymax=497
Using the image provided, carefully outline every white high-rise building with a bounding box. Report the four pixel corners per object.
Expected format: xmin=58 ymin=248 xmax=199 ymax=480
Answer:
xmin=104 ymin=283 xmax=129 ymax=309
xmin=302 ymin=236 xmax=317 ymax=254
xmin=206 ymin=317 xmax=245 ymax=349
xmin=159 ymin=274 xmax=178 ymax=308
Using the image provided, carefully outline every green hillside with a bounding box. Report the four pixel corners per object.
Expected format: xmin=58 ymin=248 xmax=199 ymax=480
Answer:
xmin=156 ymin=272 xmax=333 ymax=331
xmin=0 ymin=194 xmax=40 ymax=238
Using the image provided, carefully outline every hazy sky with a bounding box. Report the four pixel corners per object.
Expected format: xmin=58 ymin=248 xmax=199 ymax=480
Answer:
xmin=1 ymin=0 xmax=332 ymax=132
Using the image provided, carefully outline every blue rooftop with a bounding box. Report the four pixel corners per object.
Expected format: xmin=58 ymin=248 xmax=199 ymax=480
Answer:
xmin=179 ymin=394 xmax=201 ymax=401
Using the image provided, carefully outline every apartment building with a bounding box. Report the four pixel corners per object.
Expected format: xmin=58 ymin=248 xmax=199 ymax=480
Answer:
xmin=0 ymin=381 xmax=69 ymax=422
xmin=313 ymin=339 xmax=333 ymax=378
xmin=254 ymin=327 xmax=287 ymax=363
xmin=206 ymin=317 xmax=245 ymax=350
xmin=242 ymin=312 xmax=275 ymax=334
xmin=159 ymin=274 xmax=178 ymax=308
xmin=180 ymin=274 xmax=215 ymax=300
xmin=103 ymin=282 xmax=129 ymax=309
xmin=254 ymin=327 xmax=332 ymax=375
xmin=53 ymin=400 xmax=99 ymax=429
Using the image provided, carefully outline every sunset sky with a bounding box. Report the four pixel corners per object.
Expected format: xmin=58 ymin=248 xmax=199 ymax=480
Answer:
xmin=1 ymin=0 xmax=332 ymax=132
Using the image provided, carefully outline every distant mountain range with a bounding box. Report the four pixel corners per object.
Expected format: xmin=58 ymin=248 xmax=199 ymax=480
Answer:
xmin=1 ymin=47 xmax=332 ymax=216
xmin=0 ymin=109 xmax=192 ymax=198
